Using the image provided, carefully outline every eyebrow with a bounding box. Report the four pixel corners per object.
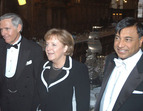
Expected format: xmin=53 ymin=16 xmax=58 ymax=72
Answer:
xmin=115 ymin=35 xmax=132 ymax=38
xmin=124 ymin=36 xmax=132 ymax=38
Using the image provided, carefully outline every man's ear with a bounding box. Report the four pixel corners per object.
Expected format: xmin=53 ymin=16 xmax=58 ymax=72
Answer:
xmin=17 ymin=24 xmax=22 ymax=32
xmin=139 ymin=36 xmax=143 ymax=47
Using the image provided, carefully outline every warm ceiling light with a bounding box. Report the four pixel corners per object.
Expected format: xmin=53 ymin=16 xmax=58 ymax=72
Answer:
xmin=119 ymin=13 xmax=122 ymax=15
xmin=18 ymin=0 xmax=26 ymax=5
xmin=123 ymin=0 xmax=127 ymax=3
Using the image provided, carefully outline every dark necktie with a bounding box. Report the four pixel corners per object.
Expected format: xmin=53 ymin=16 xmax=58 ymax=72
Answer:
xmin=7 ymin=40 xmax=21 ymax=49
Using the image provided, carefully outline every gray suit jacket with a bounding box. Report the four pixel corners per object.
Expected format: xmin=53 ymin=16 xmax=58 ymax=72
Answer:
xmin=0 ymin=37 xmax=44 ymax=111
xmin=95 ymin=52 xmax=143 ymax=111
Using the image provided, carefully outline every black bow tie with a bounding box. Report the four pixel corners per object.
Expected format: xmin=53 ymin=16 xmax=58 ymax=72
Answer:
xmin=7 ymin=40 xmax=21 ymax=49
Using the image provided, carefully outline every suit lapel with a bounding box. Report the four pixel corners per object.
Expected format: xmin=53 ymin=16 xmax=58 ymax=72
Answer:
xmin=95 ymin=60 xmax=115 ymax=110
xmin=1 ymin=43 xmax=7 ymax=77
xmin=113 ymin=55 xmax=143 ymax=111
xmin=15 ymin=38 xmax=30 ymax=79
xmin=101 ymin=61 xmax=115 ymax=94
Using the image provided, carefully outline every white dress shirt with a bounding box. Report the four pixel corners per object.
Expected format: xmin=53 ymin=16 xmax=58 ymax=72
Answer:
xmin=100 ymin=49 xmax=143 ymax=111
xmin=5 ymin=36 xmax=22 ymax=78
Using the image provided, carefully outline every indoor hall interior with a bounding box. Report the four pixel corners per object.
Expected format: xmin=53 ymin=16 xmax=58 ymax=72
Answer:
xmin=0 ymin=0 xmax=143 ymax=110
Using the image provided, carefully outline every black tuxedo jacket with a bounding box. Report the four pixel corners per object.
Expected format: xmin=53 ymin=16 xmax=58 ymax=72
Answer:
xmin=0 ymin=37 xmax=44 ymax=111
xmin=95 ymin=52 xmax=143 ymax=111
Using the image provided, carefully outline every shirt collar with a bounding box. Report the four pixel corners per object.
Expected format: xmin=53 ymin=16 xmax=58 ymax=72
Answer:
xmin=13 ymin=35 xmax=22 ymax=45
xmin=119 ymin=49 xmax=143 ymax=70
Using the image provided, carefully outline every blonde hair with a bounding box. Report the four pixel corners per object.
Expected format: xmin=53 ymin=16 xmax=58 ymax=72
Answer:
xmin=44 ymin=28 xmax=74 ymax=56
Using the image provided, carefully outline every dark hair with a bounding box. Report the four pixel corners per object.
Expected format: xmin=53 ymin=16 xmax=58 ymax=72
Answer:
xmin=115 ymin=17 xmax=143 ymax=38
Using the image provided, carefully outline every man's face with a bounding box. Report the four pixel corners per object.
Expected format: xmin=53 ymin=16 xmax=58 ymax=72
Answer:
xmin=114 ymin=26 xmax=143 ymax=59
xmin=0 ymin=18 xmax=21 ymax=44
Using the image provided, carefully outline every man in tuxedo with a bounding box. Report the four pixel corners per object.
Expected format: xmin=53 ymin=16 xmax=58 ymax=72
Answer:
xmin=0 ymin=13 xmax=44 ymax=111
xmin=95 ymin=17 xmax=143 ymax=111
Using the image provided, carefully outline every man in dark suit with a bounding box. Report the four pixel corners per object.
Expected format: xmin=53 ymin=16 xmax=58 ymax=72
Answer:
xmin=0 ymin=37 xmax=5 ymax=110
xmin=0 ymin=13 xmax=44 ymax=111
xmin=95 ymin=17 xmax=143 ymax=111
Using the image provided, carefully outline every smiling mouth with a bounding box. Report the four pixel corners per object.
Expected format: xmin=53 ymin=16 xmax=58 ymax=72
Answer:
xmin=117 ymin=48 xmax=127 ymax=54
xmin=48 ymin=53 xmax=54 ymax=55
xmin=119 ymin=49 xmax=125 ymax=52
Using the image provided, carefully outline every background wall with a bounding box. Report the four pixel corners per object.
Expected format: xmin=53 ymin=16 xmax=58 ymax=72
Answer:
xmin=0 ymin=0 xmax=139 ymax=40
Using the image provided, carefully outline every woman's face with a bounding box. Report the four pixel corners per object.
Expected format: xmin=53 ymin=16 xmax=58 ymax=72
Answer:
xmin=45 ymin=35 xmax=67 ymax=63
